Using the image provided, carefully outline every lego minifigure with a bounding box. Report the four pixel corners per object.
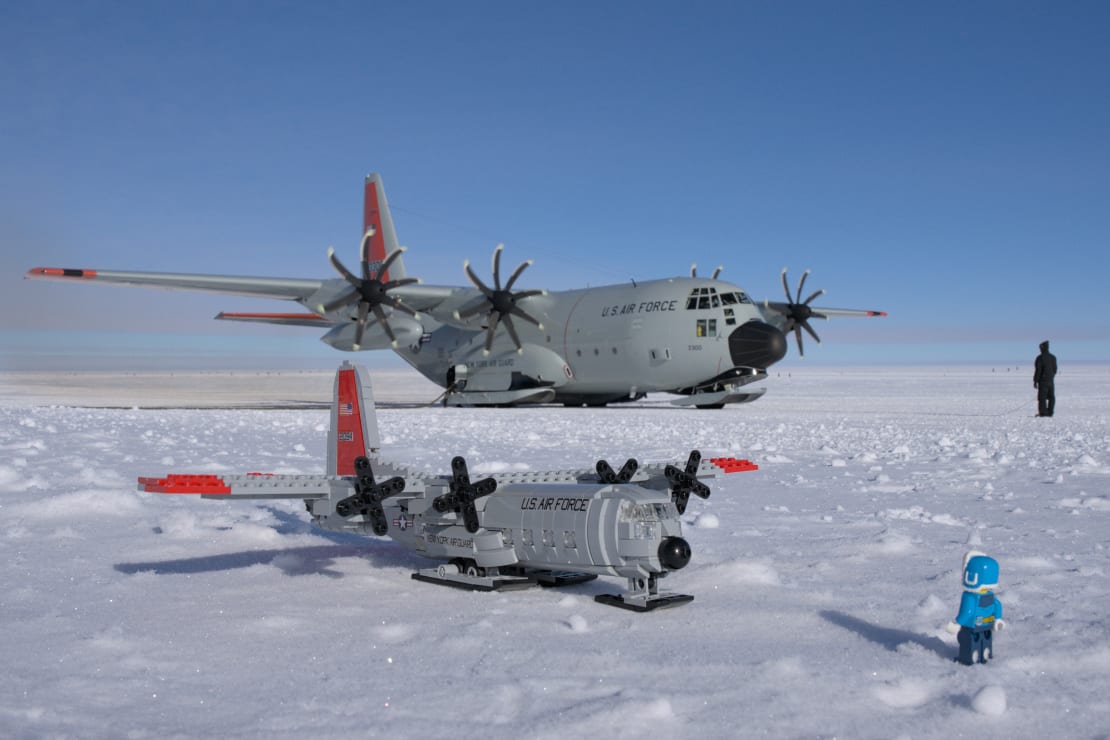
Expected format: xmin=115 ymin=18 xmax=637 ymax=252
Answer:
xmin=947 ymin=550 xmax=1005 ymax=665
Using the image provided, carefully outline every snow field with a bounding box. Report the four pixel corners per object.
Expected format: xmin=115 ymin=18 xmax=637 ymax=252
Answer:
xmin=1 ymin=366 xmax=1108 ymax=737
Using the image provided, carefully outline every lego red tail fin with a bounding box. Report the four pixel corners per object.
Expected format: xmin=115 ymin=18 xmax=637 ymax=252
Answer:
xmin=363 ymin=173 xmax=406 ymax=282
xmin=327 ymin=361 xmax=382 ymax=476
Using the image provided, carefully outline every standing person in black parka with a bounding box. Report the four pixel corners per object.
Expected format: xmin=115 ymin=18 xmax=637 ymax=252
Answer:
xmin=1034 ymin=340 xmax=1057 ymax=417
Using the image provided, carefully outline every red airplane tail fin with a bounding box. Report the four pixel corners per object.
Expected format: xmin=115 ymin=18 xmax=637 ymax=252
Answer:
xmin=327 ymin=362 xmax=382 ymax=476
xmin=362 ymin=173 xmax=406 ymax=281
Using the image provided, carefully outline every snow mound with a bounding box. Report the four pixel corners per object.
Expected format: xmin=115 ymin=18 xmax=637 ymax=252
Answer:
xmin=971 ymin=685 xmax=1007 ymax=716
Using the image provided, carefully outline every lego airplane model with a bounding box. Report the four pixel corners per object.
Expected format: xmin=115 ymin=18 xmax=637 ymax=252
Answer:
xmin=27 ymin=174 xmax=885 ymax=408
xmin=139 ymin=361 xmax=756 ymax=610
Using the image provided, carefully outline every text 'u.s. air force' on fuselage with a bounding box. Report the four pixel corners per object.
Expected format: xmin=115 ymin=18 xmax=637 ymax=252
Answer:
xmin=26 ymin=173 xmax=885 ymax=408
xmin=138 ymin=362 xmax=757 ymax=611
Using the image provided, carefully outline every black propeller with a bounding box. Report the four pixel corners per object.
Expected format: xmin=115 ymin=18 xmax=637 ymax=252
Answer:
xmin=318 ymin=228 xmax=421 ymax=350
xmin=334 ymin=456 xmax=406 ymax=536
xmin=774 ymin=268 xmax=827 ymax=357
xmin=453 ymin=244 xmax=545 ymax=355
xmin=596 ymin=457 xmax=639 ymax=484
xmin=689 ymin=263 xmax=723 ymax=279
xmin=664 ymin=450 xmax=711 ymax=515
xmin=432 ymin=456 xmax=498 ymax=534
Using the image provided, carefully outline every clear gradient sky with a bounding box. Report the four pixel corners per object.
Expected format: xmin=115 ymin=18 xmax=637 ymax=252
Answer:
xmin=3 ymin=2 xmax=1108 ymax=370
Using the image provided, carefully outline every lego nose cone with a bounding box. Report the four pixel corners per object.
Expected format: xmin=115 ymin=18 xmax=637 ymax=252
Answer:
xmin=658 ymin=536 xmax=692 ymax=570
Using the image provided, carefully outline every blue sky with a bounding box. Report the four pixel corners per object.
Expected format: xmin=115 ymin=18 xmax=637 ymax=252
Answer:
xmin=3 ymin=1 xmax=1108 ymax=370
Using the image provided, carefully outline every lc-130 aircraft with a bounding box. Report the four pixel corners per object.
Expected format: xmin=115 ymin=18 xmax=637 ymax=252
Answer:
xmin=27 ymin=174 xmax=886 ymax=408
xmin=139 ymin=361 xmax=756 ymax=610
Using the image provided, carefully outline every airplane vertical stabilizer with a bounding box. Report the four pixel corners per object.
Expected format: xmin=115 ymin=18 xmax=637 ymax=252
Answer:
xmin=327 ymin=361 xmax=382 ymax=476
xmin=363 ymin=173 xmax=406 ymax=281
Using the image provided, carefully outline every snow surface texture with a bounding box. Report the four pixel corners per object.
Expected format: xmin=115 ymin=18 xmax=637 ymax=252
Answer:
xmin=2 ymin=366 xmax=1109 ymax=738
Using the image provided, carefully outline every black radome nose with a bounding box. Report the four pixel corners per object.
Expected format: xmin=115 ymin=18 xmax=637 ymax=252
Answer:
xmin=729 ymin=321 xmax=788 ymax=369
xmin=658 ymin=536 xmax=692 ymax=570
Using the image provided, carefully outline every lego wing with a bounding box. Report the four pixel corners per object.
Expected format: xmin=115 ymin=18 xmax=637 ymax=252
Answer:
xmin=138 ymin=473 xmax=346 ymax=500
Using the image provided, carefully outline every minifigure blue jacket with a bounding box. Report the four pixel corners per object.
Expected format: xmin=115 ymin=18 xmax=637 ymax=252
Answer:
xmin=955 ymin=589 xmax=1002 ymax=629
xmin=955 ymin=554 xmax=1003 ymax=629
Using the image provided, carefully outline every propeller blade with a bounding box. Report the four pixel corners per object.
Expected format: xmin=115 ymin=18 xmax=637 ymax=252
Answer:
xmin=354 ymin=302 xmax=371 ymax=349
xmin=712 ymin=266 xmax=723 ymax=279
xmin=781 ymin=268 xmax=793 ymax=304
xmin=359 ymin=227 xmax=376 ymax=262
xmin=329 ymin=248 xmax=361 ymax=288
xmin=376 ymin=247 xmax=406 ymax=280
xmin=509 ymin=304 xmax=543 ymax=329
xmin=483 ymin=312 xmax=501 ymax=355
xmin=690 ymin=263 xmax=697 ymax=278
xmin=502 ymin=314 xmax=523 ymax=353
xmin=464 ymin=260 xmax=493 ymax=297
xmin=383 ymin=295 xmax=419 ymax=318
xmin=318 ymin=288 xmax=358 ymax=314
xmin=491 ymin=244 xmax=504 ymax=291
xmin=801 ymin=320 xmax=822 ymax=345
xmin=373 ymin=304 xmax=397 ymax=346
xmin=810 ymin=311 xmax=828 ymax=320
xmin=802 ymin=288 xmax=826 ymax=306
xmin=796 ymin=269 xmax=811 ymax=302
xmin=383 ymin=277 xmax=420 ymax=290
xmin=503 ymin=259 xmax=533 ymax=292
xmin=794 ymin=326 xmax=804 ymax=357
xmin=455 ymin=301 xmax=489 ymax=320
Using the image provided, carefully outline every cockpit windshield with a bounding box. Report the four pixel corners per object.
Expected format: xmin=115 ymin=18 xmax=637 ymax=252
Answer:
xmin=685 ymin=287 xmax=752 ymax=309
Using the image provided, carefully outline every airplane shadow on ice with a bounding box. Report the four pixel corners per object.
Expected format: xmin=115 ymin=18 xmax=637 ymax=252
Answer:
xmin=820 ymin=610 xmax=951 ymax=660
xmin=114 ymin=507 xmax=427 ymax=579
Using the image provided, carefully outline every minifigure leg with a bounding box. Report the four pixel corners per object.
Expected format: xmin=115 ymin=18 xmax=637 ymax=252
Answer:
xmin=981 ymin=629 xmax=993 ymax=662
xmin=957 ymin=627 xmax=976 ymax=666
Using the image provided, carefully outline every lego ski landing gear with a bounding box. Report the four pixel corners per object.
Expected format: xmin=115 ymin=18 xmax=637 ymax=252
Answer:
xmin=411 ymin=558 xmax=535 ymax=592
xmin=595 ymin=574 xmax=694 ymax=612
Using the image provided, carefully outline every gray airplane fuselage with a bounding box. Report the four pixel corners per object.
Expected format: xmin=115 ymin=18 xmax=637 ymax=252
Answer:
xmin=395 ymin=277 xmax=787 ymax=404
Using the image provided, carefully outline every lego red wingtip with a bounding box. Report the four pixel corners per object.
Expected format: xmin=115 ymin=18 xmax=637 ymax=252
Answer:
xmin=138 ymin=474 xmax=231 ymax=494
xmin=708 ymin=457 xmax=759 ymax=473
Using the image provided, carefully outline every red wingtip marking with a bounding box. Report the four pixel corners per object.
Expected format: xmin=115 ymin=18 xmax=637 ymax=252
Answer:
xmin=871 ymin=311 xmax=888 ymax=317
xmin=219 ymin=312 xmax=328 ymax=321
xmin=138 ymin=475 xmax=231 ymax=494
xmin=26 ymin=267 xmax=98 ymax=279
xmin=708 ymin=457 xmax=759 ymax=473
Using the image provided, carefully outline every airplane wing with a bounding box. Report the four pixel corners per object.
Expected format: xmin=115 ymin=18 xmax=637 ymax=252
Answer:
xmin=215 ymin=312 xmax=334 ymax=327
xmin=26 ymin=267 xmax=324 ymax=301
xmin=763 ymin=302 xmax=887 ymax=320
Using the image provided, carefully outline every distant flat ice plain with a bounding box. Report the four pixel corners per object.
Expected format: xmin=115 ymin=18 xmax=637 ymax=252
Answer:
xmin=1 ymin=365 xmax=1108 ymax=738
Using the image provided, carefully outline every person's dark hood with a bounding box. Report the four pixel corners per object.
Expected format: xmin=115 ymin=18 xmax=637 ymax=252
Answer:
xmin=1040 ymin=341 xmax=1050 ymax=353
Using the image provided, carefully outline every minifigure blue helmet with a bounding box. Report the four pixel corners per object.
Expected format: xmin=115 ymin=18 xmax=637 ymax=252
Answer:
xmin=963 ymin=554 xmax=999 ymax=590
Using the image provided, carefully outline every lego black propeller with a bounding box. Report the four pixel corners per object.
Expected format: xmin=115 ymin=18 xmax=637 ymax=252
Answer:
xmin=318 ymin=229 xmax=421 ymax=349
xmin=596 ymin=457 xmax=639 ymax=484
xmin=774 ymin=268 xmax=827 ymax=357
xmin=664 ymin=450 xmax=711 ymax=514
xmin=335 ymin=456 xmax=406 ymax=535
xmin=433 ymin=456 xmax=498 ymax=533
xmin=454 ymin=244 xmax=545 ymax=355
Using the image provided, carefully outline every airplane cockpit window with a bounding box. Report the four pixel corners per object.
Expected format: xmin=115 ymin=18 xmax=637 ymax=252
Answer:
xmin=686 ymin=286 xmax=724 ymax=310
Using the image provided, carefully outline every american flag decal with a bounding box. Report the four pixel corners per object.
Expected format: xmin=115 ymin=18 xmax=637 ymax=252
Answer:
xmin=338 ymin=432 xmax=354 ymax=442
xmin=339 ymin=402 xmax=353 ymax=416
